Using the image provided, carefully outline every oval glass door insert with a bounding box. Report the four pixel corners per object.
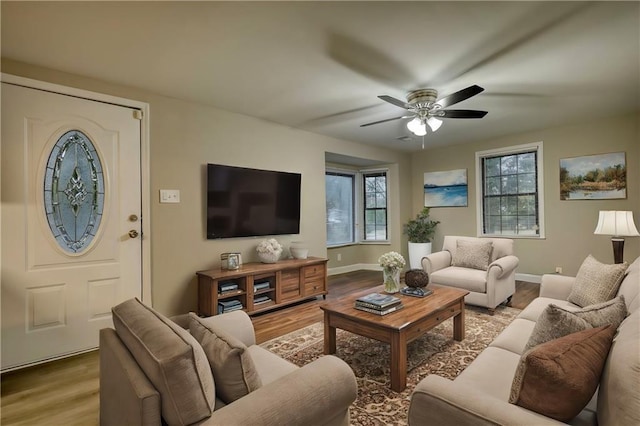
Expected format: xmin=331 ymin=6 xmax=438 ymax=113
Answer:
xmin=44 ymin=130 xmax=105 ymax=253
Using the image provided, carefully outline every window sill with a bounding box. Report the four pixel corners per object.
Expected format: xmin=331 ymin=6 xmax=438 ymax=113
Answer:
xmin=479 ymin=234 xmax=546 ymax=240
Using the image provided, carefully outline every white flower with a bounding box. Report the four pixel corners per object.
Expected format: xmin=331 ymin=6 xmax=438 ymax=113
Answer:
xmin=378 ymin=251 xmax=406 ymax=270
xmin=256 ymin=238 xmax=283 ymax=255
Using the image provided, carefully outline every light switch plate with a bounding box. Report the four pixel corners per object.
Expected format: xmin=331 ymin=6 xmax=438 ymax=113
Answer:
xmin=160 ymin=189 xmax=180 ymax=203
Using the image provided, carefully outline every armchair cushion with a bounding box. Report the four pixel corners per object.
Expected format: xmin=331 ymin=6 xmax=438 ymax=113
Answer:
xmin=510 ymin=325 xmax=616 ymax=422
xmin=451 ymin=240 xmax=493 ymax=271
xmin=189 ymin=313 xmax=262 ymax=404
xmin=112 ymin=299 xmax=215 ymax=426
xmin=568 ymin=255 xmax=628 ymax=307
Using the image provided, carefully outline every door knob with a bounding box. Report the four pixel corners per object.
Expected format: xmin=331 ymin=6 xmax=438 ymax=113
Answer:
xmin=128 ymin=230 xmax=139 ymax=239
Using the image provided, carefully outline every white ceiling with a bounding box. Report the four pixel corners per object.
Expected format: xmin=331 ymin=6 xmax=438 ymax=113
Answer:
xmin=2 ymin=1 xmax=639 ymax=152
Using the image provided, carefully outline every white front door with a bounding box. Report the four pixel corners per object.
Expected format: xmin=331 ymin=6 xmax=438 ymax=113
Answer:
xmin=1 ymin=82 xmax=143 ymax=371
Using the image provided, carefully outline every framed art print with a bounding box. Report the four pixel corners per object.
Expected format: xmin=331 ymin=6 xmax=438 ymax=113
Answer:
xmin=424 ymin=169 xmax=468 ymax=207
xmin=559 ymin=152 xmax=626 ymax=200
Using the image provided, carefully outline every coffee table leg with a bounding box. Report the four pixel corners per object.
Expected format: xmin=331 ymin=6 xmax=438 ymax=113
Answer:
xmin=453 ymin=300 xmax=465 ymax=341
xmin=390 ymin=331 xmax=407 ymax=392
xmin=324 ymin=312 xmax=336 ymax=354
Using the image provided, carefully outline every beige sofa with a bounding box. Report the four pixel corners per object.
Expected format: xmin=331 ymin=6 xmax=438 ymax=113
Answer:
xmin=409 ymin=256 xmax=639 ymax=425
xmin=100 ymin=299 xmax=357 ymax=426
xmin=422 ymin=236 xmax=519 ymax=313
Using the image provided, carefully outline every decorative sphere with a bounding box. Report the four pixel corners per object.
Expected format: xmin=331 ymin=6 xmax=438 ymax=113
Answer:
xmin=405 ymin=269 xmax=429 ymax=288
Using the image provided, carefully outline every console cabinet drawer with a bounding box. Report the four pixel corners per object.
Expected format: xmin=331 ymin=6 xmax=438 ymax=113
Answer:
xmin=304 ymin=279 xmax=324 ymax=296
xmin=303 ymin=264 xmax=325 ymax=281
xmin=280 ymin=269 xmax=302 ymax=301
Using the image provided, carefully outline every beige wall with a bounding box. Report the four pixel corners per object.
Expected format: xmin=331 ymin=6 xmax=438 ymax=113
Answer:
xmin=411 ymin=113 xmax=640 ymax=276
xmin=2 ymin=59 xmax=411 ymax=316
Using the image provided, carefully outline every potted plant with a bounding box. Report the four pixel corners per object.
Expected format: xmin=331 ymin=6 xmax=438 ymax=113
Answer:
xmin=403 ymin=207 xmax=440 ymax=269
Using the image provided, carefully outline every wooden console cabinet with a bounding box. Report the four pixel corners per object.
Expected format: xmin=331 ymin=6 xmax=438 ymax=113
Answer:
xmin=196 ymin=257 xmax=328 ymax=316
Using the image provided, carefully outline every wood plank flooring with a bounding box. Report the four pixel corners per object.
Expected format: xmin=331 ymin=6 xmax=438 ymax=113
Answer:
xmin=0 ymin=270 xmax=539 ymax=425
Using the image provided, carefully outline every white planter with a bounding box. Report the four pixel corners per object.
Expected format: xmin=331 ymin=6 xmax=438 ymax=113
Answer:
xmin=408 ymin=242 xmax=432 ymax=270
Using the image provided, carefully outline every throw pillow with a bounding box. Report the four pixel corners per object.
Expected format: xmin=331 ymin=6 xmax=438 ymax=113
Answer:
xmin=189 ymin=313 xmax=262 ymax=404
xmin=562 ymin=295 xmax=628 ymax=329
xmin=451 ymin=240 xmax=493 ymax=271
xmin=112 ymin=298 xmax=215 ymax=426
xmin=568 ymin=255 xmax=628 ymax=307
xmin=509 ymin=325 xmax=617 ymax=422
xmin=523 ymin=304 xmax=591 ymax=353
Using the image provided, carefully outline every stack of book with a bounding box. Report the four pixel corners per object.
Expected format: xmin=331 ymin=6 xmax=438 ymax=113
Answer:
xmin=253 ymin=281 xmax=271 ymax=292
xmin=219 ymin=281 xmax=239 ymax=294
xmin=217 ymin=299 xmax=243 ymax=314
xmin=253 ymin=295 xmax=272 ymax=305
xmin=354 ymin=293 xmax=403 ymax=315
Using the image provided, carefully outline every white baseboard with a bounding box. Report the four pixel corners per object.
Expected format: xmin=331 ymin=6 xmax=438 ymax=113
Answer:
xmin=328 ymin=263 xmax=380 ymax=276
xmin=330 ymin=266 xmax=543 ymax=284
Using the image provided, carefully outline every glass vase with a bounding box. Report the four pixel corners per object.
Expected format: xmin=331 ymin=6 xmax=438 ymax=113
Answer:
xmin=383 ymin=267 xmax=401 ymax=293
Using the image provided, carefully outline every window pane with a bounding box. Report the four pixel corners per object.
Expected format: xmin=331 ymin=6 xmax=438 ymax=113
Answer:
xmin=363 ymin=172 xmax=387 ymax=241
xmin=481 ymin=148 xmax=540 ymax=237
xmin=325 ymin=173 xmax=354 ymax=245
xmin=375 ymin=193 xmax=386 ymax=208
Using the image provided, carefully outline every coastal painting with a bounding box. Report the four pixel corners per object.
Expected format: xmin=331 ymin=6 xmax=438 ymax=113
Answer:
xmin=560 ymin=152 xmax=626 ymax=200
xmin=424 ymin=169 xmax=468 ymax=207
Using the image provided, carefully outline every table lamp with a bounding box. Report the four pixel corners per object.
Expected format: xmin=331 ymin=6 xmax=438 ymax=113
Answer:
xmin=594 ymin=211 xmax=639 ymax=264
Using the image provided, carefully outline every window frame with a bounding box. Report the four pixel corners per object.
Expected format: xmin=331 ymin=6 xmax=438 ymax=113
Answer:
xmin=475 ymin=142 xmax=546 ymax=239
xmin=325 ymin=169 xmax=356 ymax=247
xmin=361 ymin=169 xmax=389 ymax=243
xmin=325 ymin=167 xmax=390 ymax=247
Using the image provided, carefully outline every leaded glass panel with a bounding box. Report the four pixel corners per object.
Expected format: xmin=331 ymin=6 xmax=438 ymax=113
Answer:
xmin=44 ymin=130 xmax=104 ymax=253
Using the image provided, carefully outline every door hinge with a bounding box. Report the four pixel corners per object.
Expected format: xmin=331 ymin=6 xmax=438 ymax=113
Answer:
xmin=133 ymin=109 xmax=143 ymax=120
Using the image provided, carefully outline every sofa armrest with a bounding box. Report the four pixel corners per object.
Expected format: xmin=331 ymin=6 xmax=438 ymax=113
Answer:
xmin=487 ymin=255 xmax=519 ymax=279
xmin=423 ymin=251 xmax=452 ymax=275
xmin=204 ymin=355 xmax=357 ymax=426
xmin=409 ymin=375 xmax=563 ymax=426
xmin=539 ymin=274 xmax=576 ymax=300
xmin=197 ymin=310 xmax=256 ymax=346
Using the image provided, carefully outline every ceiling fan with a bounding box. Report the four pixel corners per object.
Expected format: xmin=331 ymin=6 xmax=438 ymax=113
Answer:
xmin=361 ymin=85 xmax=488 ymax=136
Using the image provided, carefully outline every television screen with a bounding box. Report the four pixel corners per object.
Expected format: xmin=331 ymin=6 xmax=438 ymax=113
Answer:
xmin=207 ymin=164 xmax=301 ymax=239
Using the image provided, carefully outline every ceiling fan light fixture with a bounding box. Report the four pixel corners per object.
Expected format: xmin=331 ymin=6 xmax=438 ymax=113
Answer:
xmin=407 ymin=117 xmax=426 ymax=136
xmin=426 ymin=117 xmax=443 ymax=132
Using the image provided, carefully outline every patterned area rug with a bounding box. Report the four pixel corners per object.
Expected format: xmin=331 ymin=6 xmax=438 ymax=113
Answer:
xmin=260 ymin=305 xmax=520 ymax=425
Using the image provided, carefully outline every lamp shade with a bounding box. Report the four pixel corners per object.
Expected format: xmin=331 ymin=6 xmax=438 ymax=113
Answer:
xmin=594 ymin=211 xmax=640 ymax=237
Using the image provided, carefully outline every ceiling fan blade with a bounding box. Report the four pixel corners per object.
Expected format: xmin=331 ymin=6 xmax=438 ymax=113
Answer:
xmin=439 ymin=110 xmax=488 ymax=119
xmin=360 ymin=115 xmax=412 ymax=127
xmin=378 ymin=95 xmax=410 ymax=110
xmin=435 ymin=85 xmax=485 ymax=109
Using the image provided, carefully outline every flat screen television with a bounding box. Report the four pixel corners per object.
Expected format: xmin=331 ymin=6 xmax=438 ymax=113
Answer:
xmin=207 ymin=163 xmax=301 ymax=239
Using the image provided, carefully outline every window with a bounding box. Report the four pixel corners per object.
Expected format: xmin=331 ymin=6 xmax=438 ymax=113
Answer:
xmin=325 ymin=168 xmax=389 ymax=246
xmin=325 ymin=171 xmax=355 ymax=245
xmin=363 ymin=172 xmax=387 ymax=241
xmin=476 ymin=142 xmax=545 ymax=238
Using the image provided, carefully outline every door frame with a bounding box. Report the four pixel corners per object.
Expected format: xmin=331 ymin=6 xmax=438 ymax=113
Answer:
xmin=1 ymin=73 xmax=152 ymax=305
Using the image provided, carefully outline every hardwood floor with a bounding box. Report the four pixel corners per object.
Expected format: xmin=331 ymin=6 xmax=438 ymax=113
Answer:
xmin=0 ymin=270 xmax=538 ymax=425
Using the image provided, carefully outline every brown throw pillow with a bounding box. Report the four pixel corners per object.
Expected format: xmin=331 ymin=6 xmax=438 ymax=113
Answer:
xmin=523 ymin=304 xmax=591 ymax=353
xmin=189 ymin=313 xmax=262 ymax=404
xmin=510 ymin=325 xmax=616 ymax=422
xmin=568 ymin=255 xmax=628 ymax=307
xmin=451 ymin=240 xmax=493 ymax=271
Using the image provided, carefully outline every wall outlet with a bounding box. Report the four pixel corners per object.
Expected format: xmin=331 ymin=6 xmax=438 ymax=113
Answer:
xmin=555 ymin=266 xmax=563 ymax=274
xmin=160 ymin=189 xmax=180 ymax=203
xmin=337 ymin=253 xmax=342 ymax=261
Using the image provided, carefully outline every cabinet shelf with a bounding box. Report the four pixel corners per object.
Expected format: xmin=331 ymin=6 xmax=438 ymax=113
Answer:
xmin=197 ymin=257 xmax=328 ymax=316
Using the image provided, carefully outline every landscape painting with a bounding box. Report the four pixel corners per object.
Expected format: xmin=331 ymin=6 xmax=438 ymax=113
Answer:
xmin=424 ymin=169 xmax=468 ymax=207
xmin=560 ymin=152 xmax=626 ymax=200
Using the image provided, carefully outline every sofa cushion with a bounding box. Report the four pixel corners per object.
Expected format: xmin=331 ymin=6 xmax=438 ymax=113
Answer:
xmin=189 ymin=313 xmax=262 ymax=404
xmin=559 ymin=296 xmax=628 ymax=329
xmin=617 ymin=256 xmax=640 ymax=312
xmin=455 ymin=346 xmax=522 ymax=401
xmin=451 ymin=240 xmax=493 ymax=271
xmin=489 ymin=318 xmax=536 ymax=355
xmin=523 ymin=304 xmax=591 ymax=352
xmin=509 ymin=325 xmax=616 ymax=422
xmin=598 ymin=309 xmax=640 ymax=426
xmin=568 ymin=255 xmax=628 ymax=307
xmin=516 ymin=297 xmax=577 ymax=322
xmin=112 ymin=298 xmax=215 ymax=426
xmin=246 ymin=345 xmax=298 ymax=385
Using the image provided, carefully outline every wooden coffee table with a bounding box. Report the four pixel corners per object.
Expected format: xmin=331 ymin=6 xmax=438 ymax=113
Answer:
xmin=321 ymin=285 xmax=469 ymax=392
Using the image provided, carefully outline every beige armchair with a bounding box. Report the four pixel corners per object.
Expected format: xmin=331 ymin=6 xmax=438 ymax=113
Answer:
xmin=422 ymin=236 xmax=519 ymax=314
